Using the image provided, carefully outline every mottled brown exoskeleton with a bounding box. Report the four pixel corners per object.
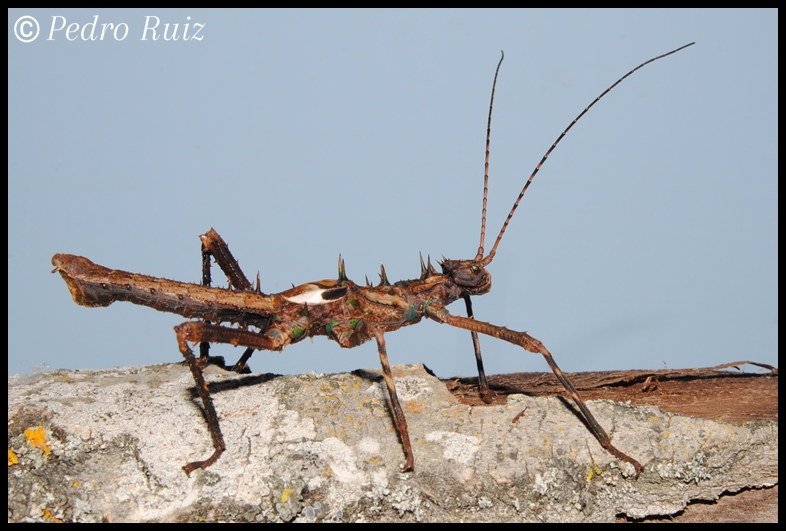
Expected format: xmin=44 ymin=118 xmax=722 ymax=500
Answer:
xmin=52 ymin=42 xmax=695 ymax=478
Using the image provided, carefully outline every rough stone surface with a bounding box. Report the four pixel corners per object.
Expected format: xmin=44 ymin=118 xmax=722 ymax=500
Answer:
xmin=8 ymin=363 xmax=778 ymax=522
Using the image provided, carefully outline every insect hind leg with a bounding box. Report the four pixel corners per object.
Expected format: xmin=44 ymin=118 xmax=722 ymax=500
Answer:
xmin=199 ymin=228 xmax=258 ymax=373
xmin=175 ymin=321 xmax=284 ymax=475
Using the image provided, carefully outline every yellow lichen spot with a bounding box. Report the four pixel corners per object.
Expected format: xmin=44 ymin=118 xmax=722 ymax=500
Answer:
xmin=8 ymin=449 xmax=19 ymax=466
xmin=586 ymin=462 xmax=603 ymax=481
xmin=72 ymin=481 xmax=80 ymax=487
xmin=43 ymin=509 xmax=62 ymax=523
xmin=25 ymin=426 xmax=51 ymax=456
xmin=280 ymin=488 xmax=294 ymax=502
xmin=647 ymin=416 xmax=660 ymax=423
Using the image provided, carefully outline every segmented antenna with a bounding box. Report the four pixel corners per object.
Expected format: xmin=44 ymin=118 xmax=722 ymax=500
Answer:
xmin=480 ymin=42 xmax=695 ymax=266
xmin=475 ymin=50 xmax=505 ymax=262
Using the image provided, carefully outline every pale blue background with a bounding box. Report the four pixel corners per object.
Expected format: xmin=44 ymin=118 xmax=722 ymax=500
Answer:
xmin=8 ymin=9 xmax=777 ymax=379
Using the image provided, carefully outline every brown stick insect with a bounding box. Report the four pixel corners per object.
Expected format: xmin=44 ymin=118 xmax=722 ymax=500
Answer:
xmin=52 ymin=42 xmax=694 ymax=478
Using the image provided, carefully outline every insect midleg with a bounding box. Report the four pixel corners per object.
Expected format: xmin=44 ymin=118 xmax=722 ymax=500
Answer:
xmin=372 ymin=328 xmax=415 ymax=471
xmin=425 ymin=305 xmax=643 ymax=477
xmin=199 ymin=228 xmax=257 ymax=373
xmin=175 ymin=321 xmax=284 ymax=475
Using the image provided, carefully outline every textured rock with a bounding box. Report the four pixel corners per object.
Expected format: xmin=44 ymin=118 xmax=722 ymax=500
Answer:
xmin=8 ymin=363 xmax=778 ymax=522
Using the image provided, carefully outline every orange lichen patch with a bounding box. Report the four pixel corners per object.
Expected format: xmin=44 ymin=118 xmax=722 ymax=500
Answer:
xmin=8 ymin=449 xmax=19 ymax=466
xmin=25 ymin=426 xmax=51 ymax=456
xmin=405 ymin=400 xmax=424 ymax=415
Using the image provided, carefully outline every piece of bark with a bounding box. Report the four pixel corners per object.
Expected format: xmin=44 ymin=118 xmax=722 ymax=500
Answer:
xmin=445 ymin=361 xmax=778 ymax=424
xmin=8 ymin=362 xmax=777 ymax=522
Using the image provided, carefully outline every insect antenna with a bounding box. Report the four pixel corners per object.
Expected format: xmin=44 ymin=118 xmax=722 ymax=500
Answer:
xmin=474 ymin=51 xmax=505 ymax=262
xmin=480 ymin=42 xmax=695 ymax=266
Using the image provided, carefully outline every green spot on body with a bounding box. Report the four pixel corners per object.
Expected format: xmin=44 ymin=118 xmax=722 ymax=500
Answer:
xmin=405 ymin=305 xmax=419 ymax=322
xmin=349 ymin=319 xmax=361 ymax=329
xmin=325 ymin=320 xmax=338 ymax=336
xmin=291 ymin=325 xmax=305 ymax=340
xmin=347 ymin=298 xmax=360 ymax=309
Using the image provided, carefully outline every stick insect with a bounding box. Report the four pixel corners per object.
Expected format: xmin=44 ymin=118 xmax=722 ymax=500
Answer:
xmin=52 ymin=42 xmax=694 ymax=479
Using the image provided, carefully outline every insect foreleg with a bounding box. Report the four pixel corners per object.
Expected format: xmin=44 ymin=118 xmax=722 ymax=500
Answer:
xmin=372 ymin=328 xmax=415 ymax=472
xmin=425 ymin=305 xmax=643 ymax=477
xmin=174 ymin=321 xmax=284 ymax=475
xmin=462 ymin=295 xmax=493 ymax=404
xmin=199 ymin=228 xmax=257 ymax=373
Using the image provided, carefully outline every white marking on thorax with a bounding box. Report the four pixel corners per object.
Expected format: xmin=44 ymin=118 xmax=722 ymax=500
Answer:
xmin=283 ymin=286 xmax=334 ymax=305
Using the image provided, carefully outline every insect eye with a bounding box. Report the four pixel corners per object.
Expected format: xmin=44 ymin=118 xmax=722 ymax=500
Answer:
xmin=471 ymin=265 xmax=480 ymax=273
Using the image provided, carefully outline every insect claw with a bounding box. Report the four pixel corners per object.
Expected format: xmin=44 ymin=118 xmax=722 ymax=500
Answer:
xmin=379 ymin=263 xmax=390 ymax=287
xmin=338 ymin=254 xmax=348 ymax=283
